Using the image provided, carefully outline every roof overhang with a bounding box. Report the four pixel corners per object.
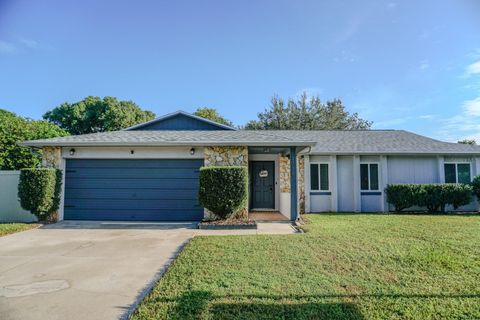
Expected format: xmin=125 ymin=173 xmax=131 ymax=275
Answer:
xmin=19 ymin=141 xmax=316 ymax=148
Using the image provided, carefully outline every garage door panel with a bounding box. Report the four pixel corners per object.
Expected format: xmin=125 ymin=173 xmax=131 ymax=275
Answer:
xmin=66 ymin=168 xmax=200 ymax=179
xmin=65 ymin=178 xmax=199 ymax=189
xmin=67 ymin=159 xmax=203 ymax=169
xmin=64 ymin=209 xmax=204 ymax=221
xmin=64 ymin=159 xmax=204 ymax=221
xmin=65 ymin=199 xmax=200 ymax=210
xmin=64 ymin=188 xmax=199 ymax=200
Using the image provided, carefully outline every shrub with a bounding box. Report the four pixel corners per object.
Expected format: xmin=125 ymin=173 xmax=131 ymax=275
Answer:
xmin=198 ymin=166 xmax=248 ymax=219
xmin=384 ymin=184 xmax=419 ymax=211
xmin=18 ymin=168 xmax=62 ymax=221
xmin=471 ymin=175 xmax=480 ymax=198
xmin=385 ymin=183 xmax=472 ymax=213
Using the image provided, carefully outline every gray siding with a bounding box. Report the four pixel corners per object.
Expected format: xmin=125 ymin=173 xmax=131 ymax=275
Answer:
xmin=337 ymin=156 xmax=355 ymax=211
xmin=132 ymin=113 xmax=232 ymax=131
xmin=388 ymin=156 xmax=439 ymax=184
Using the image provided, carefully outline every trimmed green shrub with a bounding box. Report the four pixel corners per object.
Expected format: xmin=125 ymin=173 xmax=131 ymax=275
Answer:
xmin=384 ymin=184 xmax=419 ymax=211
xmin=18 ymin=168 xmax=62 ymax=221
xmin=198 ymin=166 xmax=248 ymax=219
xmin=385 ymin=183 xmax=472 ymax=213
xmin=471 ymin=175 xmax=480 ymax=198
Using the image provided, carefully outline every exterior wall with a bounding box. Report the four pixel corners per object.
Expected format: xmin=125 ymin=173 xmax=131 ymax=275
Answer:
xmin=0 ymin=171 xmax=37 ymax=222
xmin=337 ymin=156 xmax=355 ymax=212
xmin=388 ymin=156 xmax=439 ymax=184
xmin=204 ymin=146 xmax=248 ymax=166
xmin=130 ymin=113 xmax=233 ymax=131
xmin=278 ymin=154 xmax=304 ymax=218
xmin=306 ymin=154 xmax=480 ymax=213
xmin=42 ymin=146 xmax=62 ymax=168
xmin=204 ymin=146 xmax=248 ymax=219
xmin=61 ymin=146 xmax=204 ymax=159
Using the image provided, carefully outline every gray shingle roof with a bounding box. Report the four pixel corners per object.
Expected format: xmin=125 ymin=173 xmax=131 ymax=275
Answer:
xmin=21 ymin=130 xmax=480 ymax=155
xmin=270 ymin=130 xmax=480 ymax=154
xmin=20 ymin=130 xmax=315 ymax=147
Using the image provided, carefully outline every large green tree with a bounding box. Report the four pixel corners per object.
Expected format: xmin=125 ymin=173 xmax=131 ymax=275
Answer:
xmin=193 ymin=107 xmax=234 ymax=127
xmin=0 ymin=109 xmax=69 ymax=170
xmin=245 ymin=93 xmax=372 ymax=130
xmin=43 ymin=96 xmax=156 ymax=134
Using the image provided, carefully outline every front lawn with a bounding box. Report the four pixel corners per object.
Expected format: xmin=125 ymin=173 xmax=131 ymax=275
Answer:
xmin=0 ymin=223 xmax=37 ymax=237
xmin=131 ymin=214 xmax=480 ymax=320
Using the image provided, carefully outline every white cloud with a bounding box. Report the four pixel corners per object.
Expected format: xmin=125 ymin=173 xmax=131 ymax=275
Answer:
xmin=419 ymin=61 xmax=430 ymax=71
xmin=18 ymin=37 xmax=38 ymax=49
xmin=0 ymin=41 xmax=16 ymax=54
xmin=465 ymin=60 xmax=480 ymax=77
xmin=462 ymin=97 xmax=480 ymax=116
xmin=418 ymin=114 xmax=436 ymax=120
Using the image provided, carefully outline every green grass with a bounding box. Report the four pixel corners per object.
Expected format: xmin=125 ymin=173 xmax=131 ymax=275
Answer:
xmin=0 ymin=223 xmax=37 ymax=236
xmin=131 ymin=214 xmax=480 ymax=320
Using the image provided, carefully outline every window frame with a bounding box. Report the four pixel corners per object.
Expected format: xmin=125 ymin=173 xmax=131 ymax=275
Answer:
xmin=360 ymin=162 xmax=380 ymax=191
xmin=444 ymin=162 xmax=472 ymax=184
xmin=309 ymin=162 xmax=330 ymax=191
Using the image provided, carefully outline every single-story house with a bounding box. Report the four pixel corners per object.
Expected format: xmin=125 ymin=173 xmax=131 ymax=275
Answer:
xmin=22 ymin=110 xmax=480 ymax=221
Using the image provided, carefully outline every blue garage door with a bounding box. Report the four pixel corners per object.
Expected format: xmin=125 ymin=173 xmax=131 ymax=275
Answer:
xmin=64 ymin=159 xmax=204 ymax=221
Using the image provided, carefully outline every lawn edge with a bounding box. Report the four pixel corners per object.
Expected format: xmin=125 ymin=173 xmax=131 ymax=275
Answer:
xmin=0 ymin=223 xmax=41 ymax=237
xmin=121 ymin=238 xmax=192 ymax=320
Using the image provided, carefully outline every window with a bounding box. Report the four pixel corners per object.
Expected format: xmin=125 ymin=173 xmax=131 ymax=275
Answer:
xmin=360 ymin=163 xmax=379 ymax=191
xmin=310 ymin=163 xmax=329 ymax=191
xmin=444 ymin=163 xmax=471 ymax=184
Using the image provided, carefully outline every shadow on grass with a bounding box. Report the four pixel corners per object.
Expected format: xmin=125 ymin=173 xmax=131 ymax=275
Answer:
xmin=170 ymin=291 xmax=363 ymax=320
xmin=163 ymin=291 xmax=480 ymax=319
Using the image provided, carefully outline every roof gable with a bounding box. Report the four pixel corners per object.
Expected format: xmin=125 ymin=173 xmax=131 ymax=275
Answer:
xmin=125 ymin=111 xmax=235 ymax=131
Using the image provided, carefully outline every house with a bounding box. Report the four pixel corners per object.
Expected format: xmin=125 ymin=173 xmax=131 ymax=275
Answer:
xmin=22 ymin=110 xmax=480 ymax=221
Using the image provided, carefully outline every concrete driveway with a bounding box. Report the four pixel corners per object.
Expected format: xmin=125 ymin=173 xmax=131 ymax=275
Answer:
xmin=0 ymin=220 xmax=296 ymax=320
xmin=0 ymin=221 xmax=197 ymax=320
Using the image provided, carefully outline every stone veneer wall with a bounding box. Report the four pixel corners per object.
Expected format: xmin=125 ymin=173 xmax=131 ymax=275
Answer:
xmin=203 ymin=146 xmax=249 ymax=219
xmin=204 ymin=146 xmax=248 ymax=166
xmin=279 ymin=154 xmax=305 ymax=214
xmin=41 ymin=147 xmax=62 ymax=169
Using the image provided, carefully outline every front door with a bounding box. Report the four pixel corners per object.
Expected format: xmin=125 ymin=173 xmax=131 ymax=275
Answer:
xmin=251 ymin=161 xmax=275 ymax=209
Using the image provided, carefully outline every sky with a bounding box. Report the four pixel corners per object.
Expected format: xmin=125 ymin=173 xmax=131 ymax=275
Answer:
xmin=1 ymin=0 xmax=480 ymax=141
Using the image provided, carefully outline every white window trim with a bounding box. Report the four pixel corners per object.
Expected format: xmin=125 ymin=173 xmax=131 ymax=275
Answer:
xmin=444 ymin=162 xmax=472 ymax=184
xmin=310 ymin=162 xmax=330 ymax=192
xmin=360 ymin=162 xmax=380 ymax=191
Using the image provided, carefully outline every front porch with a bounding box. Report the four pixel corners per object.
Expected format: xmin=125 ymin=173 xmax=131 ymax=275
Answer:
xmin=249 ymin=211 xmax=289 ymax=222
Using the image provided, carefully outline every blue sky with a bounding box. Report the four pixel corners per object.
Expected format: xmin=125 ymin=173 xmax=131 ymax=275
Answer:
xmin=1 ymin=0 xmax=480 ymax=141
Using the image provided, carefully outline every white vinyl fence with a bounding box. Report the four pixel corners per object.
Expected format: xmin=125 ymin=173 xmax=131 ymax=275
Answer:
xmin=0 ymin=171 xmax=37 ymax=222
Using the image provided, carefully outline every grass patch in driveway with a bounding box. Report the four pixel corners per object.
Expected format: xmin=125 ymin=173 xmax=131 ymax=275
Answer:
xmin=0 ymin=223 xmax=37 ymax=236
xmin=131 ymin=214 xmax=480 ymax=320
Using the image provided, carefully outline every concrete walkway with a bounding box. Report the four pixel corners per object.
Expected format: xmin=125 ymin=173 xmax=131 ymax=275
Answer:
xmin=0 ymin=221 xmax=297 ymax=320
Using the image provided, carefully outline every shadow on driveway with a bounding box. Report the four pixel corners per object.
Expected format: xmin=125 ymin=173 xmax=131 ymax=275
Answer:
xmin=41 ymin=220 xmax=199 ymax=230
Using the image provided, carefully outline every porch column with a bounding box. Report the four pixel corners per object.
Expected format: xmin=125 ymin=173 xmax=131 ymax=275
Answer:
xmin=290 ymin=147 xmax=298 ymax=221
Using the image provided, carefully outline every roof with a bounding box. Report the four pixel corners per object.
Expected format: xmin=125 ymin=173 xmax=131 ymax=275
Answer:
xmin=269 ymin=130 xmax=480 ymax=155
xmin=20 ymin=130 xmax=315 ymax=147
xmin=20 ymin=129 xmax=480 ymax=155
xmin=124 ymin=110 xmax=236 ymax=131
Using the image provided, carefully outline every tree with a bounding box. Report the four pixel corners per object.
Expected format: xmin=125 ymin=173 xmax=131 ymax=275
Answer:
xmin=43 ymin=96 xmax=156 ymax=134
xmin=458 ymin=139 xmax=476 ymax=145
xmin=244 ymin=93 xmax=372 ymax=130
xmin=0 ymin=109 xmax=69 ymax=170
xmin=193 ymin=107 xmax=234 ymax=127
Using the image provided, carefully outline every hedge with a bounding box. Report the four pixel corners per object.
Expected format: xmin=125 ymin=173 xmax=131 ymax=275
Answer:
xmin=385 ymin=183 xmax=472 ymax=213
xmin=18 ymin=168 xmax=62 ymax=221
xmin=198 ymin=166 xmax=248 ymax=219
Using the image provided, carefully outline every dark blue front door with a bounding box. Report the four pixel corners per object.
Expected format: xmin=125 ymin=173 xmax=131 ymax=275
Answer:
xmin=251 ymin=161 xmax=275 ymax=209
xmin=64 ymin=159 xmax=204 ymax=221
